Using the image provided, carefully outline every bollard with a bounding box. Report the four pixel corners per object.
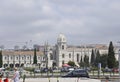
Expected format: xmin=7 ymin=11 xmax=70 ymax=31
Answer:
xmin=57 ymin=77 xmax=59 ymax=82
xmin=23 ymin=74 xmax=26 ymax=82
xmin=77 ymin=77 xmax=79 ymax=82
xmin=48 ymin=77 xmax=50 ymax=82
xmin=105 ymin=76 xmax=109 ymax=82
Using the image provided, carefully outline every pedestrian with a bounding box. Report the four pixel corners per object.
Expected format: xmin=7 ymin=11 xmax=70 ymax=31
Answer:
xmin=10 ymin=67 xmax=20 ymax=82
xmin=23 ymin=74 xmax=26 ymax=82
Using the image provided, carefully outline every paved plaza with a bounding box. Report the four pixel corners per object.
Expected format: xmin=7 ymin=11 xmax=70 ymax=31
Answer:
xmin=2 ymin=78 xmax=101 ymax=82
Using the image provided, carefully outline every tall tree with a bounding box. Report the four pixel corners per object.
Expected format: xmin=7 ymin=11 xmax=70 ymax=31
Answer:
xmin=0 ymin=51 xmax=3 ymax=67
xmin=80 ymin=56 xmax=82 ymax=63
xmin=91 ymin=49 xmax=95 ymax=66
xmin=107 ymin=41 xmax=116 ymax=68
xmin=84 ymin=55 xmax=89 ymax=67
xmin=33 ymin=48 xmax=37 ymax=64
xmin=79 ymin=56 xmax=84 ymax=67
xmin=100 ymin=54 xmax=108 ymax=68
xmin=95 ymin=50 xmax=101 ymax=67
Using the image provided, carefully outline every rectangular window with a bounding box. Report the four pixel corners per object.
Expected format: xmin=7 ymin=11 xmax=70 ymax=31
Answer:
xmin=50 ymin=53 xmax=53 ymax=60
xmin=62 ymin=54 xmax=65 ymax=58
xmin=22 ymin=57 xmax=24 ymax=60
xmin=69 ymin=53 xmax=71 ymax=58
xmin=4 ymin=56 xmax=7 ymax=60
xmin=27 ymin=57 xmax=29 ymax=60
xmin=77 ymin=54 xmax=79 ymax=62
xmin=62 ymin=60 xmax=64 ymax=64
xmin=16 ymin=57 xmax=18 ymax=60
xmin=11 ymin=56 xmax=12 ymax=60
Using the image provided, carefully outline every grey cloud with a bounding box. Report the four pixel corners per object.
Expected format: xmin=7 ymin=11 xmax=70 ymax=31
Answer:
xmin=0 ymin=0 xmax=120 ymax=48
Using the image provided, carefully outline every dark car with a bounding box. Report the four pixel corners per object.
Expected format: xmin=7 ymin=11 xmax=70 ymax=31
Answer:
xmin=103 ymin=68 xmax=112 ymax=72
xmin=62 ymin=69 xmax=89 ymax=78
xmin=61 ymin=67 xmax=69 ymax=72
xmin=41 ymin=68 xmax=49 ymax=73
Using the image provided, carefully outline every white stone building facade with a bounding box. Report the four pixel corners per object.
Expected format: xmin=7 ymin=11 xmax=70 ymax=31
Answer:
xmin=45 ymin=34 xmax=93 ymax=67
xmin=2 ymin=50 xmax=45 ymax=68
xmin=1 ymin=34 xmax=119 ymax=68
xmin=45 ymin=34 xmax=119 ymax=67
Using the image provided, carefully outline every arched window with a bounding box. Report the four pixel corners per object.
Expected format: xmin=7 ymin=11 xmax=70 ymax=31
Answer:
xmin=62 ymin=54 xmax=65 ymax=58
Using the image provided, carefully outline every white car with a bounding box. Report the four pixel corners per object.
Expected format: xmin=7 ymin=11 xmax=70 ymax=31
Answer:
xmin=68 ymin=67 xmax=74 ymax=71
xmin=34 ymin=68 xmax=41 ymax=73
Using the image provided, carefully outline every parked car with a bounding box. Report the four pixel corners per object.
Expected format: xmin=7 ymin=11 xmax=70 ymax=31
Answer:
xmin=34 ymin=68 xmax=41 ymax=73
xmin=68 ymin=67 xmax=74 ymax=71
xmin=62 ymin=69 xmax=89 ymax=78
xmin=61 ymin=67 xmax=75 ymax=72
xmin=41 ymin=68 xmax=49 ymax=73
xmin=52 ymin=68 xmax=61 ymax=72
xmin=103 ymin=68 xmax=112 ymax=72
xmin=84 ymin=67 xmax=91 ymax=72
xmin=61 ymin=67 xmax=69 ymax=72
xmin=112 ymin=68 xmax=119 ymax=73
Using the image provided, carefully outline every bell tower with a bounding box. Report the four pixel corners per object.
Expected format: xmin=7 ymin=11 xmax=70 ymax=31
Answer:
xmin=57 ymin=34 xmax=67 ymax=50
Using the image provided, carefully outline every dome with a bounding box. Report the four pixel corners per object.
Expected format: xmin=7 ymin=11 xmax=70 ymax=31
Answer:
xmin=57 ymin=34 xmax=67 ymax=43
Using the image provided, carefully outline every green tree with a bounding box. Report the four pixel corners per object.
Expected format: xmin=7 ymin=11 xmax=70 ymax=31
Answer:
xmin=0 ymin=51 xmax=3 ymax=67
xmin=33 ymin=48 xmax=37 ymax=64
xmin=79 ymin=56 xmax=84 ymax=67
xmin=115 ymin=61 xmax=119 ymax=68
xmin=100 ymin=54 xmax=108 ymax=68
xmin=91 ymin=49 xmax=95 ymax=66
xmin=68 ymin=61 xmax=75 ymax=67
xmin=107 ymin=41 xmax=116 ymax=68
xmin=84 ymin=55 xmax=89 ymax=67
xmin=95 ymin=50 xmax=101 ymax=67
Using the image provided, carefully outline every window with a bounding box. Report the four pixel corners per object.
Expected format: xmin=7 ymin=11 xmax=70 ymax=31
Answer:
xmin=62 ymin=45 xmax=64 ymax=50
xmin=16 ymin=57 xmax=18 ymax=60
xmin=27 ymin=57 xmax=29 ymax=60
xmin=62 ymin=60 xmax=64 ymax=64
xmin=43 ymin=57 xmax=45 ymax=60
xmin=62 ymin=54 xmax=65 ymax=58
xmin=69 ymin=53 xmax=71 ymax=58
xmin=22 ymin=57 xmax=24 ymax=60
xmin=24 ymin=56 xmax=26 ymax=60
xmin=11 ymin=56 xmax=12 ymax=60
xmin=50 ymin=53 xmax=53 ymax=60
xmin=4 ymin=56 xmax=7 ymax=60
xmin=38 ymin=56 xmax=40 ymax=60
xmin=77 ymin=54 xmax=79 ymax=62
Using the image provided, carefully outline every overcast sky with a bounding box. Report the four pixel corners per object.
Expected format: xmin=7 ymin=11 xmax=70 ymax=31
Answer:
xmin=0 ymin=0 xmax=120 ymax=49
